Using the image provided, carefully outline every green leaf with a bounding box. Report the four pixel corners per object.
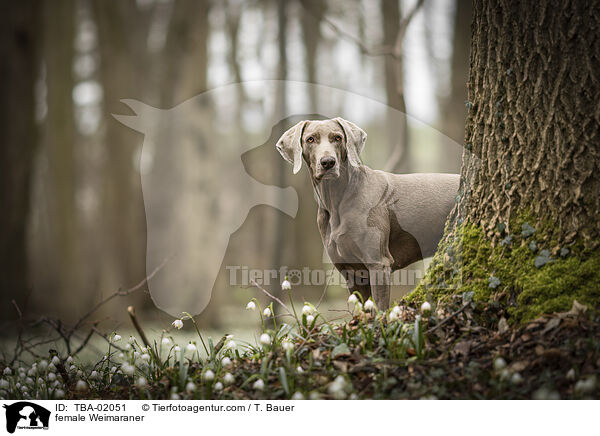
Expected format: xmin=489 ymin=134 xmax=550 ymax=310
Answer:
xmin=278 ymin=367 xmax=289 ymax=396
xmin=332 ymin=343 xmax=351 ymax=358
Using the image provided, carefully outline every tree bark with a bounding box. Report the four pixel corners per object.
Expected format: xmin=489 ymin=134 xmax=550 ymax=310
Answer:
xmin=0 ymin=1 xmax=39 ymax=320
xmin=460 ymin=0 xmax=600 ymax=246
xmin=439 ymin=0 xmax=471 ymax=173
xmin=414 ymin=0 xmax=600 ymax=322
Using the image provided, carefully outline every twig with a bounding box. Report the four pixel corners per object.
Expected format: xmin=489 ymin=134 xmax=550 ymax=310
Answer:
xmin=73 ymin=322 xmax=99 ymax=356
xmin=127 ymin=306 xmax=151 ymax=348
xmin=72 ymin=256 xmax=170 ymax=332
xmin=249 ymin=279 xmax=291 ymax=313
xmin=426 ymin=302 xmax=470 ymax=335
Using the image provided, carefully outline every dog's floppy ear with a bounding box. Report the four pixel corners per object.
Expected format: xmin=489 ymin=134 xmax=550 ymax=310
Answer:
xmin=276 ymin=120 xmax=308 ymax=174
xmin=334 ymin=117 xmax=366 ymax=168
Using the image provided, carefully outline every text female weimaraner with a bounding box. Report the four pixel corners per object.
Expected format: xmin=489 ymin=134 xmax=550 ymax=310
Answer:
xmin=276 ymin=117 xmax=459 ymax=310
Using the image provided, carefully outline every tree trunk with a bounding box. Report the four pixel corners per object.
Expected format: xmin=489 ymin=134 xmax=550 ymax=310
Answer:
xmin=0 ymin=1 xmax=39 ymax=321
xmin=33 ymin=0 xmax=79 ymax=313
xmin=439 ymin=0 xmax=471 ymax=173
xmin=381 ymin=0 xmax=410 ymax=173
xmin=412 ymin=0 xmax=600 ymax=322
xmin=93 ymin=1 xmax=148 ymax=308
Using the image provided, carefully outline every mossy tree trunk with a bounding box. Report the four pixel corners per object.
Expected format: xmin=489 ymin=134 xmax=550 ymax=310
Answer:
xmin=415 ymin=0 xmax=600 ymax=321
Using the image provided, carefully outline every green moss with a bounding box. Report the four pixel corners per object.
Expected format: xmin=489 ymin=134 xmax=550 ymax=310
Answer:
xmin=404 ymin=215 xmax=600 ymax=323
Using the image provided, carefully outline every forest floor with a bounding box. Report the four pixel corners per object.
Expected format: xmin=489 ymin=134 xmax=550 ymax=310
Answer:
xmin=1 ymin=294 xmax=599 ymax=400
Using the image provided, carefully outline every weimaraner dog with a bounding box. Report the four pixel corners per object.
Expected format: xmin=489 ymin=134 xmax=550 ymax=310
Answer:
xmin=276 ymin=118 xmax=459 ymax=310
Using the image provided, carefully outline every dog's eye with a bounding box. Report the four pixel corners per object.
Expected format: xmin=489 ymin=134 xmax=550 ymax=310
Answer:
xmin=334 ymin=135 xmax=342 ymax=142
xmin=306 ymin=136 xmax=314 ymax=143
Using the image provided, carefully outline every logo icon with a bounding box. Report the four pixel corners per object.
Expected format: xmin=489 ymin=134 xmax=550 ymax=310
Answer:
xmin=3 ymin=402 xmax=50 ymax=433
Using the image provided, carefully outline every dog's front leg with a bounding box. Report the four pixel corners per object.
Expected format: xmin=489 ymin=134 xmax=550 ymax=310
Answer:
xmin=368 ymin=263 xmax=391 ymax=310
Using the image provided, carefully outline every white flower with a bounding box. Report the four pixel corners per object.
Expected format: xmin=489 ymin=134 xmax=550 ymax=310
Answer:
xmin=392 ymin=305 xmax=403 ymax=315
xmin=185 ymin=381 xmax=196 ymax=392
xmin=263 ymin=307 xmax=272 ymax=317
xmin=51 ymin=356 xmax=61 ymax=365
xmin=253 ymin=379 xmax=265 ymax=391
xmin=223 ymin=373 xmax=235 ymax=385
xmin=133 ymin=351 xmax=140 ymax=360
xmin=47 ymin=373 xmax=56 ymax=382
xmin=348 ymin=294 xmax=358 ymax=304
xmin=259 ymin=333 xmax=271 ymax=346
xmin=140 ymin=353 xmax=150 ymax=362
xmin=226 ymin=340 xmax=237 ymax=349
xmin=281 ymin=279 xmax=292 ymax=291
xmin=173 ymin=346 xmax=181 ymax=353
xmin=246 ymin=301 xmax=256 ymax=311
xmin=47 ymin=363 xmax=56 ymax=372
xmin=566 ymin=368 xmax=576 ymax=380
xmin=2 ymin=367 xmax=11 ymax=376
xmin=170 ymin=393 xmax=181 ymax=400
xmin=306 ymin=315 xmax=315 ymax=325
xmin=125 ymin=343 xmax=132 ymax=351
xmin=141 ymin=347 xmax=148 ymax=353
xmin=221 ymin=357 xmax=232 ymax=368
xmin=118 ymin=353 xmax=125 ymax=359
xmin=364 ymin=299 xmax=375 ymax=311
xmin=203 ymin=370 xmax=215 ymax=381
xmin=291 ymin=391 xmax=304 ymax=400
xmin=296 ymin=366 xmax=304 ymax=374
xmin=214 ymin=381 xmax=224 ymax=391
xmin=25 ymin=377 xmax=33 ymax=385
xmin=328 ymin=376 xmax=347 ymax=399
xmin=69 ymin=365 xmax=76 ymax=373
xmin=89 ymin=370 xmax=98 ymax=379
xmin=75 ymin=380 xmax=88 ymax=392
xmin=66 ymin=356 xmax=73 ymax=364
xmin=161 ymin=337 xmax=171 ymax=346
xmin=282 ymin=340 xmax=294 ymax=352
xmin=27 ymin=368 xmax=35 ymax=377
xmin=421 ymin=301 xmax=432 ymax=314
xmin=356 ymin=302 xmax=363 ymax=311
xmin=121 ymin=364 xmax=135 ymax=376
xmin=574 ymin=377 xmax=596 ymax=394
xmin=136 ymin=377 xmax=147 ymax=388
xmin=54 ymin=389 xmax=65 ymax=399
xmin=39 ymin=360 xmax=48 ymax=372
xmin=186 ymin=343 xmax=197 ymax=353
xmin=110 ymin=366 xmax=117 ymax=373
xmin=493 ymin=357 xmax=507 ymax=371
xmin=128 ymin=336 xmax=136 ymax=343
xmin=511 ymin=372 xmax=523 ymax=385
xmin=388 ymin=311 xmax=398 ymax=322
xmin=76 ymin=370 xmax=83 ymax=378
xmin=0 ymin=379 xmax=9 ymax=389
xmin=171 ymin=319 xmax=184 ymax=330
xmin=302 ymin=305 xmax=312 ymax=315
xmin=112 ymin=334 xmax=122 ymax=342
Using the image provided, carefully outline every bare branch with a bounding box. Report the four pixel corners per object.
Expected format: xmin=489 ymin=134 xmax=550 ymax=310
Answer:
xmin=249 ymin=279 xmax=291 ymax=313
xmin=72 ymin=256 xmax=170 ymax=332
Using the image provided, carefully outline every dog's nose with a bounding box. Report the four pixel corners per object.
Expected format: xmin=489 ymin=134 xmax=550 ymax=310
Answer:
xmin=320 ymin=156 xmax=336 ymax=170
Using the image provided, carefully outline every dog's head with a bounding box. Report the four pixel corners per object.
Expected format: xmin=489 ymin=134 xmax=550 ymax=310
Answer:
xmin=276 ymin=118 xmax=367 ymax=181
